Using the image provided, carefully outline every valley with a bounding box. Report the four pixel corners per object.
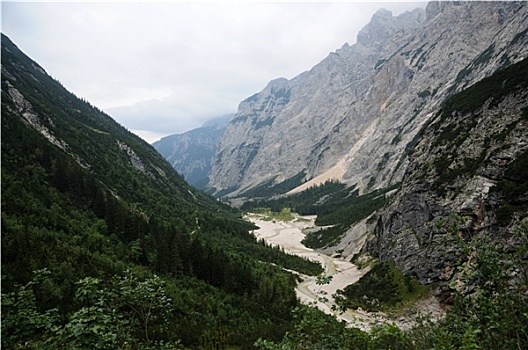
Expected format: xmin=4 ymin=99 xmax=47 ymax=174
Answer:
xmin=3 ymin=1 xmax=528 ymax=348
xmin=247 ymin=214 xmax=365 ymax=313
xmin=247 ymin=213 xmax=436 ymax=331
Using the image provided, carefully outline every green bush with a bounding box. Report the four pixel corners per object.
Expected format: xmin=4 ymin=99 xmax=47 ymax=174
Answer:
xmin=335 ymin=261 xmax=428 ymax=312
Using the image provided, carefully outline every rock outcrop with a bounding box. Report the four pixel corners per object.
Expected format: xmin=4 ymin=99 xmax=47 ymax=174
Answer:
xmin=208 ymin=2 xmax=528 ymax=197
xmin=367 ymin=57 xmax=528 ymax=297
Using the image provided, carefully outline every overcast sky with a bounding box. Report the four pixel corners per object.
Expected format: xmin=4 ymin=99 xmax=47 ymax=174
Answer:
xmin=2 ymin=1 xmax=426 ymax=143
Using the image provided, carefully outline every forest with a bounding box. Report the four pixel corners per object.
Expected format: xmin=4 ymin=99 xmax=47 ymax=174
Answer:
xmin=1 ymin=87 xmax=320 ymax=348
xmin=241 ymin=181 xmax=398 ymax=249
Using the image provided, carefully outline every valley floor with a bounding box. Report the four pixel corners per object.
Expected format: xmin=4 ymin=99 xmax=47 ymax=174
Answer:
xmin=246 ymin=213 xmax=410 ymax=331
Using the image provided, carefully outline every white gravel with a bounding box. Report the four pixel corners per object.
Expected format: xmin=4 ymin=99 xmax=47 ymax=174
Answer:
xmin=247 ymin=214 xmax=380 ymax=330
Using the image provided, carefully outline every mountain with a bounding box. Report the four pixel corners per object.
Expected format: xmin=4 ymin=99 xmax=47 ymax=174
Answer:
xmin=3 ymin=2 xmax=528 ymax=344
xmin=201 ymin=113 xmax=233 ymax=128
xmin=300 ymin=55 xmax=528 ymax=303
xmin=1 ymin=34 xmax=321 ymax=348
xmin=207 ymin=1 xmax=528 ymax=197
xmin=152 ymin=114 xmax=233 ymax=188
xmin=223 ymin=0 xmax=528 ymax=309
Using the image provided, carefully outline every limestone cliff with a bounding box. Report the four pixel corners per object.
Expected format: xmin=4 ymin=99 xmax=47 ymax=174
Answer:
xmin=208 ymin=2 xmax=528 ymax=197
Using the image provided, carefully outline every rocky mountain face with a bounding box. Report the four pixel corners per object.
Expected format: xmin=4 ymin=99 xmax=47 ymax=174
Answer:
xmin=365 ymin=57 xmax=528 ymax=299
xmin=153 ymin=114 xmax=233 ymax=188
xmin=208 ymin=1 xmax=528 ymax=197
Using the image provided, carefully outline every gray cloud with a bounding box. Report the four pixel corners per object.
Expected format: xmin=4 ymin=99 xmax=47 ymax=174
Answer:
xmin=2 ymin=1 xmax=426 ymax=143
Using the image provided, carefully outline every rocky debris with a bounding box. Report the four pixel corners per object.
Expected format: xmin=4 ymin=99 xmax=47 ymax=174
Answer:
xmin=5 ymin=80 xmax=91 ymax=170
xmin=7 ymin=81 xmax=64 ymax=148
xmin=320 ymin=217 xmax=371 ymax=259
xmin=116 ymin=140 xmax=147 ymax=174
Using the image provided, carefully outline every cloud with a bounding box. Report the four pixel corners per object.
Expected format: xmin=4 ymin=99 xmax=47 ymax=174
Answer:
xmin=2 ymin=1 xmax=426 ymax=143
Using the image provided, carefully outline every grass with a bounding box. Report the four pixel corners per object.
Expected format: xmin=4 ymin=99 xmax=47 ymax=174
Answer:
xmin=251 ymin=207 xmax=295 ymax=222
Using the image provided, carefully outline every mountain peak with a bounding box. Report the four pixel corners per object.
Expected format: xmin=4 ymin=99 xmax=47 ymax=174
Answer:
xmin=201 ymin=113 xmax=234 ymax=129
xmin=356 ymin=6 xmax=425 ymax=49
xmin=372 ymin=8 xmax=392 ymax=19
xmin=425 ymin=0 xmax=458 ymax=20
xmin=206 ymin=2 xmax=527 ymax=199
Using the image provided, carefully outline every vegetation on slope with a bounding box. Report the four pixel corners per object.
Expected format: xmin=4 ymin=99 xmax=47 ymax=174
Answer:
xmin=256 ymin=224 xmax=528 ymax=350
xmin=238 ymin=171 xmax=308 ymax=198
xmin=494 ymin=148 xmax=528 ymax=225
xmin=1 ymin=34 xmax=321 ymax=349
xmin=443 ymin=55 xmax=528 ymax=116
xmin=429 ymin=57 xmax=528 ymax=197
xmin=254 ymin=49 xmax=528 ymax=350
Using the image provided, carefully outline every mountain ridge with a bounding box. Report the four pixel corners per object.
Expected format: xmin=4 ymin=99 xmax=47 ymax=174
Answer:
xmin=206 ymin=1 xmax=528 ymax=198
xmin=366 ymin=56 xmax=528 ymax=299
xmin=1 ymin=33 xmax=322 ymax=348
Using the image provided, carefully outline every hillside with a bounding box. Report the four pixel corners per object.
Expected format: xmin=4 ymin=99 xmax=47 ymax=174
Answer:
xmin=3 ymin=2 xmax=528 ymax=345
xmin=1 ymin=33 xmax=322 ymax=349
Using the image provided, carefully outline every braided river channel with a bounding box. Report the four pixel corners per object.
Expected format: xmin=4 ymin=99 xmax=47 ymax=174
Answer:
xmin=247 ymin=214 xmax=382 ymax=330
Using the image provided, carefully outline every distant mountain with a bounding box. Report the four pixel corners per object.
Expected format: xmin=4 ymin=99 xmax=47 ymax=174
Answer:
xmin=207 ymin=2 xmax=528 ymax=197
xmin=152 ymin=114 xmax=233 ymax=188
xmin=201 ymin=113 xmax=233 ymax=128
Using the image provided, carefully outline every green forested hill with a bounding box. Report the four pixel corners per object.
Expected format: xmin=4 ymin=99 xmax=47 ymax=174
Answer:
xmin=1 ymin=34 xmax=321 ymax=349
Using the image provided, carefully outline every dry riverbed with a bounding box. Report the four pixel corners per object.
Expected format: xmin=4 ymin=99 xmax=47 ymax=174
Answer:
xmin=246 ymin=213 xmax=398 ymax=331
